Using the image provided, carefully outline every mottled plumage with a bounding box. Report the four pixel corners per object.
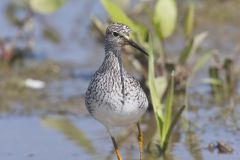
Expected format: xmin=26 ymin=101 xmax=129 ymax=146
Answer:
xmin=85 ymin=23 xmax=148 ymax=160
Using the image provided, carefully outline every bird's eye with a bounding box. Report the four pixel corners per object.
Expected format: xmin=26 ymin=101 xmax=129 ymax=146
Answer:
xmin=112 ymin=32 xmax=119 ymax=37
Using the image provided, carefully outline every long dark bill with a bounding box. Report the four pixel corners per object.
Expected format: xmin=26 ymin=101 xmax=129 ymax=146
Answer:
xmin=127 ymin=39 xmax=148 ymax=56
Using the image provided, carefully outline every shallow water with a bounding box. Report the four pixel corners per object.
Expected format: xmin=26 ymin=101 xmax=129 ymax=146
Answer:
xmin=1 ymin=0 xmax=240 ymax=160
xmin=0 ymin=110 xmax=239 ymax=160
xmin=0 ymin=116 xmax=100 ymax=160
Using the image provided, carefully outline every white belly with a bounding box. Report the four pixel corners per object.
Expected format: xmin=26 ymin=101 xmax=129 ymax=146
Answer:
xmin=92 ymin=99 xmax=147 ymax=128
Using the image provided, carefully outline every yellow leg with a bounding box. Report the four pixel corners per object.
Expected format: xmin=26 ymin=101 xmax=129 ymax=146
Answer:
xmin=111 ymin=136 xmax=122 ymax=160
xmin=137 ymin=122 xmax=143 ymax=160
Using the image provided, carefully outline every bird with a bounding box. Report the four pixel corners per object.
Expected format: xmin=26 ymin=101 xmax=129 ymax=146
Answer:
xmin=85 ymin=23 xmax=148 ymax=160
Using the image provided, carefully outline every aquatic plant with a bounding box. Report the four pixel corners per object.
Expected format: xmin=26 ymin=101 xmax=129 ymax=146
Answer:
xmin=147 ymin=35 xmax=185 ymax=152
xmin=207 ymin=55 xmax=239 ymax=102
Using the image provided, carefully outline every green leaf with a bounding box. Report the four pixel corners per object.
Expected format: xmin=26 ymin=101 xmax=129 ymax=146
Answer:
xmin=147 ymin=34 xmax=163 ymax=120
xmin=192 ymin=51 xmax=213 ymax=74
xmin=100 ymin=0 xmax=147 ymax=41
xmin=29 ymin=0 xmax=66 ymax=14
xmin=155 ymin=76 xmax=167 ymax=100
xmin=179 ymin=32 xmax=208 ymax=64
xmin=162 ymin=105 xmax=185 ymax=151
xmin=184 ymin=4 xmax=195 ymax=39
xmin=161 ymin=71 xmax=174 ymax=146
xmin=154 ymin=0 xmax=177 ymax=39
xmin=157 ymin=106 xmax=164 ymax=131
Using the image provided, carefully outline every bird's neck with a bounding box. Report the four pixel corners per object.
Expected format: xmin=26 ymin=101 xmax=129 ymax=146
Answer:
xmin=103 ymin=44 xmax=124 ymax=73
xmin=102 ymin=44 xmax=126 ymax=101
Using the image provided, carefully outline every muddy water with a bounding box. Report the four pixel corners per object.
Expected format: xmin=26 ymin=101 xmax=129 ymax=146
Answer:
xmin=1 ymin=0 xmax=240 ymax=160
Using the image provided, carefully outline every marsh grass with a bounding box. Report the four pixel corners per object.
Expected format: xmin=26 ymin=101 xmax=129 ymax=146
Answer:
xmin=147 ymin=35 xmax=185 ymax=152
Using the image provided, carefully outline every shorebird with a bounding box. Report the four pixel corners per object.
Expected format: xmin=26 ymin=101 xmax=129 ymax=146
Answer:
xmin=85 ymin=23 xmax=148 ymax=160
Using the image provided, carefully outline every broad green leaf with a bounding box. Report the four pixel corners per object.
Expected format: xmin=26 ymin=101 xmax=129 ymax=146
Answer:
xmin=100 ymin=0 xmax=147 ymax=41
xmin=184 ymin=4 xmax=195 ymax=39
xmin=179 ymin=32 xmax=208 ymax=64
xmin=154 ymin=0 xmax=177 ymax=39
xmin=29 ymin=0 xmax=66 ymax=14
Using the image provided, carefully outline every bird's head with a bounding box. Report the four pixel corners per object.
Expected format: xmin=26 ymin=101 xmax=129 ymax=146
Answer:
xmin=105 ymin=23 xmax=148 ymax=56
